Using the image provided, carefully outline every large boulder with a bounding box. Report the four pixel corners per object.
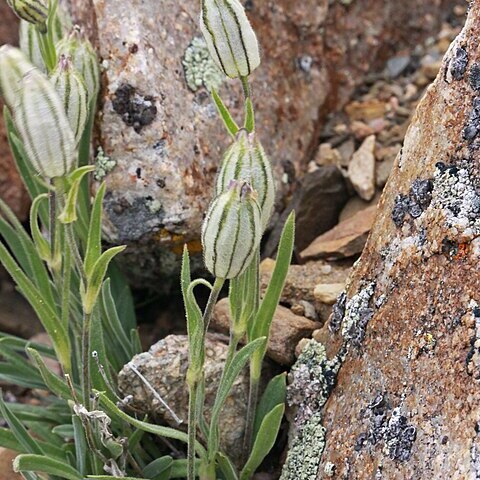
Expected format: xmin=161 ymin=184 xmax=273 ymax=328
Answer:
xmin=282 ymin=3 xmax=480 ymax=478
xmin=65 ymin=0 xmax=461 ymax=284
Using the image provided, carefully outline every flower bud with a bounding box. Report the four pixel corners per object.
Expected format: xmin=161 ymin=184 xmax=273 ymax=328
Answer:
xmin=202 ymin=181 xmax=262 ymax=279
xmin=6 ymin=0 xmax=48 ymax=33
xmin=51 ymin=55 xmax=89 ymax=144
xmin=200 ymin=0 xmax=260 ymax=79
xmin=0 ymin=45 xmax=36 ymax=109
xmin=56 ymin=28 xmax=100 ymax=99
xmin=13 ymin=69 xmax=77 ymax=179
xmin=216 ymin=130 xmax=275 ymax=231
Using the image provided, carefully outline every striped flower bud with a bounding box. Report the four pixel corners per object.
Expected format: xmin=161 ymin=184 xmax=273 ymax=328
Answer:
xmin=6 ymin=0 xmax=48 ymax=33
xmin=13 ymin=69 xmax=77 ymax=179
xmin=216 ymin=129 xmax=275 ymax=231
xmin=0 ymin=45 xmax=36 ymax=110
xmin=200 ymin=0 xmax=260 ymax=79
xmin=202 ymin=181 xmax=262 ymax=279
xmin=51 ymin=55 xmax=89 ymax=144
xmin=56 ymin=28 xmax=100 ymax=99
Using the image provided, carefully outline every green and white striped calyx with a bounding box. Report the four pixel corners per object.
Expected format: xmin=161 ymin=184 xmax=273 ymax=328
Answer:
xmin=0 ymin=45 xmax=36 ymax=109
xmin=202 ymin=181 xmax=262 ymax=280
xmin=56 ymin=28 xmax=100 ymax=100
xmin=0 ymin=47 xmax=77 ymax=179
xmin=216 ymin=129 xmax=275 ymax=231
xmin=200 ymin=0 xmax=261 ymax=79
xmin=6 ymin=0 xmax=48 ymax=33
xmin=51 ymin=55 xmax=89 ymax=145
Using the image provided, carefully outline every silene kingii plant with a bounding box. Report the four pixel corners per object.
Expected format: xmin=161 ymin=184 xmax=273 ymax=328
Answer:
xmin=0 ymin=0 xmax=294 ymax=479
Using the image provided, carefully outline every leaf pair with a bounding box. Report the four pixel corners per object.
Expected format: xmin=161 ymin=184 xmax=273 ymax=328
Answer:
xmin=212 ymin=89 xmax=255 ymax=136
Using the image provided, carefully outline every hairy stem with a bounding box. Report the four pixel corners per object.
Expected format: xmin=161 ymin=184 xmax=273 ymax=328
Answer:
xmin=81 ymin=310 xmax=92 ymax=408
xmin=240 ymin=75 xmax=251 ymax=100
xmin=243 ymin=364 xmax=261 ymax=461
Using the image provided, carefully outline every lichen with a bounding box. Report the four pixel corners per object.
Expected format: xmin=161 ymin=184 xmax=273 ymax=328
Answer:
xmin=280 ymin=413 xmax=326 ymax=480
xmin=431 ymin=161 xmax=480 ymax=239
xmin=447 ymin=46 xmax=468 ymax=81
xmin=94 ymin=147 xmax=117 ymax=181
xmin=145 ymin=198 xmax=162 ymax=214
xmin=182 ymin=37 xmax=224 ymax=92
xmin=281 ymin=340 xmax=344 ymax=480
xmin=341 ymin=282 xmax=376 ymax=347
xmin=356 ymin=394 xmax=416 ymax=462
xmin=324 ymin=462 xmax=336 ymax=477
xmin=391 ymin=179 xmax=433 ymax=227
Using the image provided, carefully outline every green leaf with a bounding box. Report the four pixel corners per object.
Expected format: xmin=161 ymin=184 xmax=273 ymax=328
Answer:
xmin=0 ymin=395 xmax=43 ymax=455
xmin=253 ymin=373 xmax=286 ymax=439
xmin=143 ymin=456 xmax=173 ymax=479
xmin=211 ymin=89 xmax=239 ymax=137
xmin=86 ymin=477 xmax=144 ymax=480
xmin=82 ymin=246 xmax=126 ymax=314
xmin=216 ymin=452 xmax=238 ymax=480
xmin=13 ymin=454 xmax=82 ymax=480
xmin=0 ymin=426 xmax=23 ymax=452
xmin=27 ymin=348 xmax=72 ymax=401
xmin=84 ymin=182 xmax=106 ymax=277
xmin=72 ymin=415 xmax=87 ymax=476
xmin=52 ymin=424 xmax=75 ymax=439
xmin=239 ymin=404 xmax=285 ymax=480
xmin=29 ymin=194 xmax=51 ymax=262
xmin=207 ymin=337 xmax=266 ymax=460
xmin=249 ymin=212 xmax=295 ymax=372
xmin=0 ymin=334 xmax=55 ymax=359
xmin=96 ymin=391 xmax=207 ymax=459
xmin=244 ymin=98 xmax=255 ymax=133
xmin=59 ymin=166 xmax=95 ymax=224
xmin=0 ymin=242 xmax=70 ymax=371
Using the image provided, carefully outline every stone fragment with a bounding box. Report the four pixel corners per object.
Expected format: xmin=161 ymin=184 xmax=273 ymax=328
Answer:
xmin=314 ymin=143 xmax=342 ymax=167
xmin=386 ymin=56 xmax=411 ymax=78
xmin=118 ymin=334 xmax=247 ymax=464
xmin=348 ymin=135 xmax=376 ymax=200
xmin=65 ymin=0 xmax=458 ymax=284
xmin=212 ymin=298 xmax=320 ymax=366
xmin=376 ymin=155 xmax=396 ymax=188
xmin=314 ymin=283 xmax=345 ymax=306
xmin=339 ymin=192 xmax=382 ymax=222
xmin=0 ymin=448 xmax=21 ymax=480
xmin=346 ymin=99 xmax=387 ymax=121
xmin=264 ymin=167 xmax=349 ymax=255
xmin=337 ymin=138 xmax=355 ymax=167
xmin=350 ymin=120 xmax=375 ymax=140
xmin=300 ymin=204 xmax=377 ymax=260
xmin=260 ymin=258 xmax=352 ymax=322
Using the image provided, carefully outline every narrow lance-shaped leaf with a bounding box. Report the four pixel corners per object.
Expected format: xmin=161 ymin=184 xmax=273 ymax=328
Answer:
xmin=29 ymin=194 xmax=51 ymax=262
xmin=84 ymin=182 xmax=106 ymax=277
xmin=240 ymin=404 xmax=285 ymax=480
xmin=13 ymin=454 xmax=82 ymax=480
xmin=211 ymin=89 xmax=239 ymax=137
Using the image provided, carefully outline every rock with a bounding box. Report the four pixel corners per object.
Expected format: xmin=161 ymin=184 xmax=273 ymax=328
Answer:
xmin=118 ymin=334 xmax=248 ymax=463
xmin=313 ymin=283 xmax=345 ymax=306
xmin=376 ymin=154 xmax=396 ymax=188
xmin=386 ymin=55 xmax=412 ymax=78
xmin=284 ymin=5 xmax=480 ymax=478
xmin=348 ymin=135 xmax=376 ymax=201
xmin=66 ymin=0 xmax=459 ymax=284
xmin=260 ymin=258 xmax=352 ymax=322
xmin=300 ymin=204 xmax=377 ymax=260
xmin=339 ymin=192 xmax=382 ymax=222
xmin=0 ymin=448 xmax=20 ymax=480
xmin=337 ymin=138 xmax=355 ymax=167
xmin=345 ymin=99 xmax=387 ymax=121
xmin=350 ymin=120 xmax=375 ymax=140
xmin=264 ymin=167 xmax=349 ymax=256
xmin=0 ymin=4 xmax=29 ymax=221
xmin=212 ymin=298 xmax=320 ymax=366
xmin=314 ymin=143 xmax=342 ymax=167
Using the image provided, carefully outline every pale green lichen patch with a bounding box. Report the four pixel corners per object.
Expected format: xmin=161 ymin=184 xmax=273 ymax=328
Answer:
xmin=145 ymin=198 xmax=162 ymax=214
xmin=182 ymin=37 xmax=224 ymax=92
xmin=94 ymin=147 xmax=117 ymax=181
xmin=281 ymin=413 xmax=326 ymax=480
xmin=281 ymin=340 xmax=344 ymax=480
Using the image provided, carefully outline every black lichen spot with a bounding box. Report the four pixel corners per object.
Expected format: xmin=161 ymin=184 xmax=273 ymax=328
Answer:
xmin=470 ymin=63 xmax=480 ymax=91
xmin=136 ymin=167 xmax=142 ymax=179
xmin=350 ymin=307 xmax=375 ymax=349
xmin=442 ymin=238 xmax=458 ymax=257
xmin=384 ymin=409 xmax=416 ymax=462
xmin=392 ymin=179 xmax=433 ymax=227
xmin=156 ymin=178 xmax=166 ymax=188
xmin=463 ymin=97 xmax=480 ymax=142
xmin=329 ymin=292 xmax=347 ymax=333
xmin=112 ymin=84 xmax=157 ymax=134
xmin=450 ymin=47 xmax=468 ymax=81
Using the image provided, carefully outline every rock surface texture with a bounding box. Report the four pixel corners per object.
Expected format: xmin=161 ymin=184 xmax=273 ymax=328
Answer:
xmin=66 ymin=0 xmax=461 ymax=284
xmin=281 ymin=3 xmax=480 ymax=479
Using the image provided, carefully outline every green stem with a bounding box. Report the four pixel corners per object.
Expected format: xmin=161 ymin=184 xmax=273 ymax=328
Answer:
xmin=48 ymin=182 xmax=56 ymax=259
xmin=65 ymin=223 xmax=87 ymax=285
xmin=81 ymin=310 xmax=92 ymax=408
xmin=243 ymin=360 xmax=261 ymax=460
xmin=240 ymin=76 xmax=251 ymax=100
xmin=188 ymin=278 xmax=225 ymax=480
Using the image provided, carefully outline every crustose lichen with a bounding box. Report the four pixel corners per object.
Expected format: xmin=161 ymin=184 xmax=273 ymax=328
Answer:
xmin=94 ymin=147 xmax=117 ymax=181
